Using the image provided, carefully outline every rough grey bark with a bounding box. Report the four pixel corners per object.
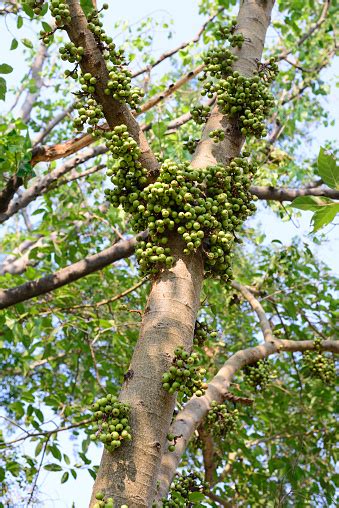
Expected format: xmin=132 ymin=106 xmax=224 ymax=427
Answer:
xmin=90 ymin=1 xmax=275 ymax=506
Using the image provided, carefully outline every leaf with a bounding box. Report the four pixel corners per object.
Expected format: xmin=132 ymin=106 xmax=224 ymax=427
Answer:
xmin=35 ymin=441 xmax=43 ymax=457
xmin=318 ymin=147 xmax=338 ymax=189
xmin=0 ymin=77 xmax=6 ymax=101
xmin=311 ymin=203 xmax=339 ymax=232
xmin=42 ymin=21 xmax=52 ymax=33
xmin=10 ymin=39 xmax=18 ymax=50
xmin=17 ymin=16 xmax=23 ymax=29
xmin=44 ymin=463 xmax=63 ymax=472
xmin=61 ymin=471 xmax=69 ymax=484
xmin=21 ymin=38 xmax=33 ymax=49
xmin=80 ymin=0 xmax=94 ymax=16
xmin=188 ymin=491 xmax=207 ymax=502
xmin=0 ymin=64 xmax=13 ymax=74
xmin=291 ymin=196 xmax=333 ymax=211
xmin=22 ymin=3 xmax=34 ymax=18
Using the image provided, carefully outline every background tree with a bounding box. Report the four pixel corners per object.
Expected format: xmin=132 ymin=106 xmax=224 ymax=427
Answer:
xmin=0 ymin=0 xmax=338 ymax=507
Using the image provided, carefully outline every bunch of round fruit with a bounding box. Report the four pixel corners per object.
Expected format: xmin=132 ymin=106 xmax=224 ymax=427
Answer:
xmin=162 ymin=347 xmax=207 ymax=401
xmin=303 ymin=338 xmax=335 ymax=385
xmin=206 ymin=401 xmax=239 ymax=437
xmin=194 ymin=321 xmax=218 ymax=346
xmin=90 ymin=394 xmax=132 ymax=452
xmin=244 ymin=359 xmax=272 ymax=390
xmin=163 ymin=471 xmax=208 ymax=507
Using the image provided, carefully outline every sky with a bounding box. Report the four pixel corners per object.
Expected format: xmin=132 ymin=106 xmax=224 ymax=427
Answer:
xmin=0 ymin=0 xmax=338 ymax=507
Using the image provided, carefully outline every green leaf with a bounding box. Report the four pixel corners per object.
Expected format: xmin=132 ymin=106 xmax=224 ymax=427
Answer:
xmin=311 ymin=202 xmax=339 ymax=232
xmin=0 ymin=64 xmax=13 ymax=74
xmin=61 ymin=471 xmax=69 ymax=484
xmin=22 ymin=3 xmax=34 ymax=18
xmin=188 ymin=491 xmax=207 ymax=502
xmin=290 ymin=196 xmax=331 ymax=212
xmin=0 ymin=77 xmax=6 ymax=101
xmin=42 ymin=21 xmax=52 ymax=32
xmin=44 ymin=463 xmax=63 ymax=472
xmin=17 ymin=16 xmax=23 ymax=29
xmin=35 ymin=441 xmax=44 ymax=457
xmin=318 ymin=147 xmax=338 ymax=189
xmin=80 ymin=0 xmax=94 ymax=16
xmin=21 ymin=39 xmax=33 ymax=49
xmin=10 ymin=39 xmax=18 ymax=50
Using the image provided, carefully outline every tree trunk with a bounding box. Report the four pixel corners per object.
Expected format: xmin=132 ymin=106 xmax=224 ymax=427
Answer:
xmin=90 ymin=0 xmax=275 ymax=506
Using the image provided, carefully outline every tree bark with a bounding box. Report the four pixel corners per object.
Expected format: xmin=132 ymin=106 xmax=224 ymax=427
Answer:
xmin=89 ymin=0 xmax=275 ymax=506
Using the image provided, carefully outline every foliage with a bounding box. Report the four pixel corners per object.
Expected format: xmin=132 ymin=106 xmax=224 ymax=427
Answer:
xmin=0 ymin=0 xmax=338 ymax=506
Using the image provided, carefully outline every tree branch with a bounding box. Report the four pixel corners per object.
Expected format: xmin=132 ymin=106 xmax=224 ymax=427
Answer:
xmin=231 ymin=281 xmax=274 ymax=342
xmin=198 ymin=426 xmax=217 ymax=484
xmin=0 ymin=145 xmax=106 ymax=224
xmin=250 ymin=185 xmax=339 ymax=202
xmin=33 ymin=103 xmax=75 ymax=146
xmin=64 ymin=0 xmax=159 ymax=176
xmin=277 ymin=0 xmax=331 ymax=62
xmin=131 ymin=8 xmax=224 ymax=78
xmin=156 ymin=338 xmax=339 ymax=500
xmin=19 ymin=42 xmax=48 ymax=122
xmin=0 ymin=233 xmax=146 ymax=310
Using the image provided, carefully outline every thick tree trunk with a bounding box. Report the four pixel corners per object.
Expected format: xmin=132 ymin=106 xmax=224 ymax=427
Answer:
xmin=90 ymin=0 xmax=275 ymax=506
xmin=90 ymin=240 xmax=204 ymax=507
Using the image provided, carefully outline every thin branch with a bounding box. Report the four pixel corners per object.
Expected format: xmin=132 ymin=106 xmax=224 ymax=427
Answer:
xmin=277 ymin=1 xmax=331 ymax=62
xmin=50 ymin=278 xmax=146 ymax=313
xmin=27 ymin=436 xmax=50 ymax=506
xmin=33 ymin=103 xmax=75 ymax=146
xmin=231 ymin=281 xmax=274 ymax=343
xmin=1 ymin=418 xmax=92 ymax=448
xmin=204 ymin=491 xmax=233 ymax=508
xmin=19 ymin=42 xmax=48 ymax=123
xmin=131 ymin=8 xmax=224 ymax=78
xmin=139 ymin=65 xmax=204 ymax=115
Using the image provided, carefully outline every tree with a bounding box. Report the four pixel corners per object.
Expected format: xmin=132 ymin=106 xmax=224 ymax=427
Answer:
xmin=0 ymin=0 xmax=338 ymax=506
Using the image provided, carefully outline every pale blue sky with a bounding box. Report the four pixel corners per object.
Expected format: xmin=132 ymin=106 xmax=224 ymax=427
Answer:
xmin=0 ymin=1 xmax=338 ymax=506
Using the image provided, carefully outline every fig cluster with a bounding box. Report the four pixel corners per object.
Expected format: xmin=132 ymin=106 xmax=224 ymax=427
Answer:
xmin=86 ymin=6 xmax=144 ymax=110
xmin=161 ymin=347 xmax=207 ymax=401
xmin=106 ymin=143 xmax=257 ymax=278
xmin=166 ymin=433 xmax=180 ymax=453
xmin=193 ymin=321 xmax=218 ymax=347
xmin=182 ymin=135 xmax=199 ymax=154
xmin=191 ymin=104 xmax=211 ymax=124
xmin=50 ymin=0 xmax=71 ymax=25
xmin=193 ymin=19 xmax=278 ymax=138
xmin=94 ymin=492 xmax=128 ymax=508
xmin=94 ymin=492 xmax=114 ymax=508
xmin=90 ymin=394 xmax=132 ymax=453
xmin=206 ymin=401 xmax=239 ymax=437
xmin=303 ymin=338 xmax=335 ymax=385
xmin=244 ymin=359 xmax=272 ymax=390
xmin=209 ymin=128 xmax=225 ymax=143
xmin=59 ymin=42 xmax=84 ymax=63
xmin=73 ymin=97 xmax=104 ymax=132
xmin=163 ymin=472 xmax=208 ymax=507
xmin=214 ymin=19 xmax=244 ymax=47
xmin=25 ymin=0 xmax=45 ymax=16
